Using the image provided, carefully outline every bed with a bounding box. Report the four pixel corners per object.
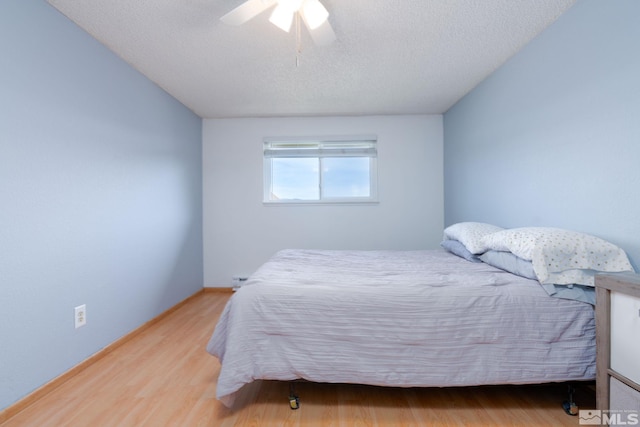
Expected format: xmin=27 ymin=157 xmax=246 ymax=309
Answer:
xmin=206 ymin=224 xmax=635 ymax=408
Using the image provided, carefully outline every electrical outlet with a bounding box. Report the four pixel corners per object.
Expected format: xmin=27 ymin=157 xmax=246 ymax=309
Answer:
xmin=75 ymin=304 xmax=86 ymax=328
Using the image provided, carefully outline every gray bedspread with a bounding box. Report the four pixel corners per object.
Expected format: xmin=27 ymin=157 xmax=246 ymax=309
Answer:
xmin=206 ymin=249 xmax=595 ymax=407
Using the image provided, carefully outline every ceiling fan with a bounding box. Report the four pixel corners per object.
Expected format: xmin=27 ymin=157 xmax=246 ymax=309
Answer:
xmin=221 ymin=0 xmax=336 ymax=46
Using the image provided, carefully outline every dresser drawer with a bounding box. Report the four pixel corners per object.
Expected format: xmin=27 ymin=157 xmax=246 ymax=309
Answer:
xmin=610 ymin=291 xmax=640 ymax=384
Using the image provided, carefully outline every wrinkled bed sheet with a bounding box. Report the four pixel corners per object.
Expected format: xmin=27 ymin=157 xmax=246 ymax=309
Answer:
xmin=206 ymin=249 xmax=595 ymax=407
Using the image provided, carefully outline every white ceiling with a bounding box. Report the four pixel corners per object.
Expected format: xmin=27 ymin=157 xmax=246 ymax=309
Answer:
xmin=47 ymin=0 xmax=576 ymax=119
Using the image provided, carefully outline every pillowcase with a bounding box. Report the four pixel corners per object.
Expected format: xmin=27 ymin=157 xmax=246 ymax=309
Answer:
xmin=540 ymin=283 xmax=596 ymax=305
xmin=441 ymin=239 xmax=482 ymax=263
xmin=480 ymin=227 xmax=634 ymax=286
xmin=442 ymin=222 xmax=503 ymax=255
xmin=479 ymin=250 xmax=537 ymax=280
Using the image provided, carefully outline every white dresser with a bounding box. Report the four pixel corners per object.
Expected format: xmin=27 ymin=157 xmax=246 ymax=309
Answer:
xmin=595 ymin=273 xmax=640 ymax=414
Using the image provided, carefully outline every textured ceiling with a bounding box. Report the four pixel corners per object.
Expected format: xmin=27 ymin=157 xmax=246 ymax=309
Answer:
xmin=47 ymin=0 xmax=576 ymax=118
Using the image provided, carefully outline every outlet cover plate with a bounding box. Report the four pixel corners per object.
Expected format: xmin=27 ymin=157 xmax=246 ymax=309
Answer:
xmin=75 ymin=304 xmax=86 ymax=328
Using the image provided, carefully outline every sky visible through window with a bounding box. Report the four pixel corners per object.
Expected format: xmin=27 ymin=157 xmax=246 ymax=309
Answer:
xmin=271 ymin=157 xmax=370 ymax=200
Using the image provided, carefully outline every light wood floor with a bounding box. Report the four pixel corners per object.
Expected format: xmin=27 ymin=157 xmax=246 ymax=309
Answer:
xmin=1 ymin=292 xmax=594 ymax=426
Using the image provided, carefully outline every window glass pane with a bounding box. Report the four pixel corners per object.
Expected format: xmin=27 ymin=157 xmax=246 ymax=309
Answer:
xmin=270 ymin=158 xmax=319 ymax=200
xmin=322 ymin=157 xmax=370 ymax=198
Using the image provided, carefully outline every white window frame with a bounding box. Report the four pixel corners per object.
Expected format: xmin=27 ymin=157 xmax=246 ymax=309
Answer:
xmin=263 ymin=135 xmax=378 ymax=204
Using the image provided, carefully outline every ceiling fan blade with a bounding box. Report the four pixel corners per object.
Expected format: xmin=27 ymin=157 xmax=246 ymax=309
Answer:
xmin=306 ymin=19 xmax=336 ymax=46
xmin=300 ymin=0 xmax=328 ymax=30
xmin=220 ymin=0 xmax=277 ymax=26
xmin=269 ymin=4 xmax=294 ymax=32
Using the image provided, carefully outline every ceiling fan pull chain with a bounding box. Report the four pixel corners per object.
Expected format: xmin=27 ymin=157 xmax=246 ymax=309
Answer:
xmin=295 ymin=12 xmax=302 ymax=67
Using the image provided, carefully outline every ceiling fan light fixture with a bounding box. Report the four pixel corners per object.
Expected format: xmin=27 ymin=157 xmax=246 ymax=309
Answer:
xmin=269 ymin=4 xmax=294 ymax=32
xmin=277 ymin=0 xmax=305 ymax=11
xmin=301 ymin=0 xmax=329 ymax=30
xmin=220 ymin=0 xmax=336 ymax=46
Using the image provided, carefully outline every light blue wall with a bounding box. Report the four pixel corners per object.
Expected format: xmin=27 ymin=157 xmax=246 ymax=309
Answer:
xmin=444 ymin=0 xmax=640 ymax=268
xmin=0 ymin=1 xmax=203 ymax=410
xmin=203 ymin=115 xmax=444 ymax=286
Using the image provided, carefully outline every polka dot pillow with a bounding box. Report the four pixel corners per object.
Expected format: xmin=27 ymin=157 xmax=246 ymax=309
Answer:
xmin=480 ymin=227 xmax=634 ymax=286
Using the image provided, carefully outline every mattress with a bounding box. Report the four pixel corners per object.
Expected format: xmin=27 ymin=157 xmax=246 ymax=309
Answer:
xmin=206 ymin=249 xmax=595 ymax=407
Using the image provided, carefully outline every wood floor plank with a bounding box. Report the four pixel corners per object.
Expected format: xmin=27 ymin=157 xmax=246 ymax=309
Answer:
xmin=1 ymin=292 xmax=594 ymax=426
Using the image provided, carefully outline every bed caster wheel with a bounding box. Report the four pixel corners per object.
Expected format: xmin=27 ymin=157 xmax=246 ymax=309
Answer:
xmin=562 ymin=401 xmax=578 ymax=416
xmin=289 ymin=395 xmax=300 ymax=410
xmin=562 ymin=384 xmax=578 ymax=416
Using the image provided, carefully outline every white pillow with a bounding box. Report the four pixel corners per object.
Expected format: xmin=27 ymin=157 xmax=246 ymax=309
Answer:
xmin=480 ymin=227 xmax=634 ymax=286
xmin=443 ymin=222 xmax=503 ymax=255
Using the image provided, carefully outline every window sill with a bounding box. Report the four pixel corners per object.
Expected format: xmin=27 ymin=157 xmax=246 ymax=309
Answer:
xmin=263 ymin=199 xmax=379 ymax=206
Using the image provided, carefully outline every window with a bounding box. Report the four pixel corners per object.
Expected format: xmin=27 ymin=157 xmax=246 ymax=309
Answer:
xmin=263 ymin=136 xmax=378 ymax=204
